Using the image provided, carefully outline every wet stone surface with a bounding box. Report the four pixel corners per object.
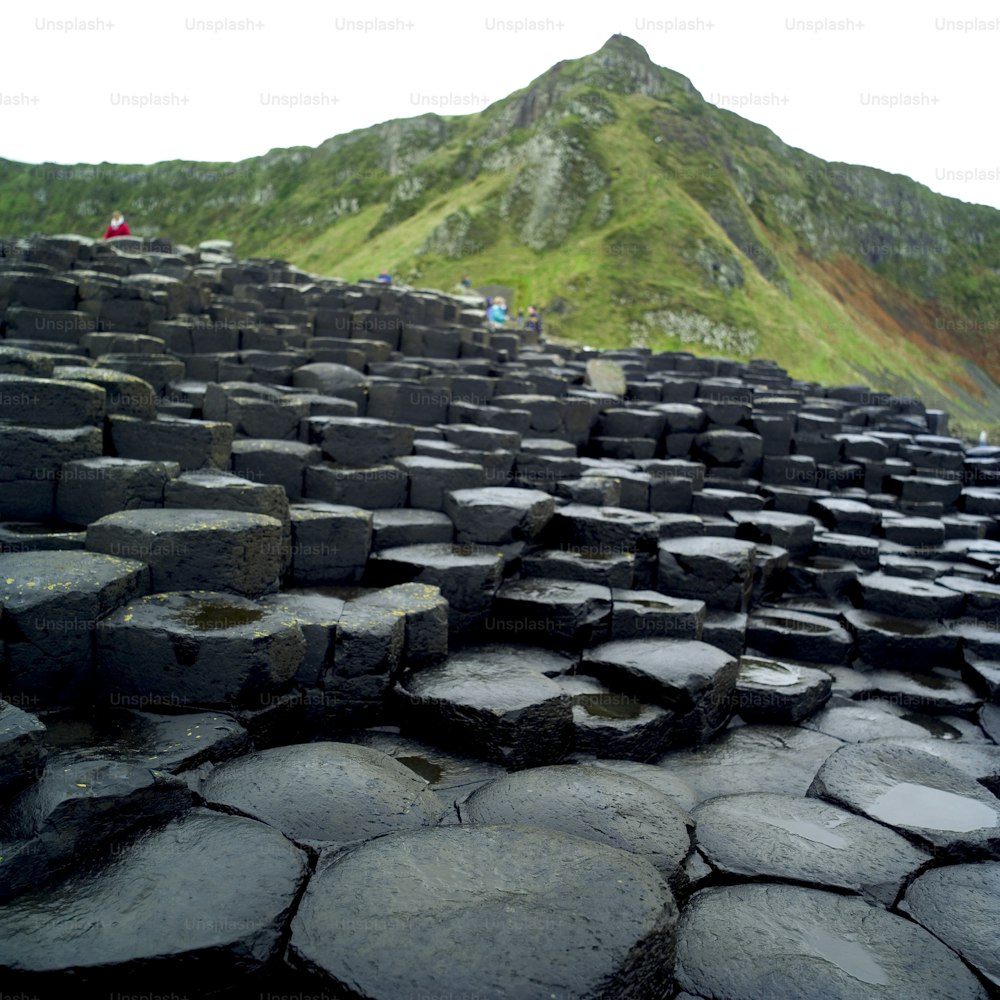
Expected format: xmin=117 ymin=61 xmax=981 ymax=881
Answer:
xmin=289 ymin=825 xmax=679 ymax=1000
xmin=674 ymin=883 xmax=990 ymax=1000
xmin=4 ymin=239 xmax=1000 ymax=996
xmin=693 ymin=792 xmax=930 ymax=903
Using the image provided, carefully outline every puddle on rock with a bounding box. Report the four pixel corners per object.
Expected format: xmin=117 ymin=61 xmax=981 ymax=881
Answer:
xmin=174 ymin=600 xmax=265 ymax=631
xmin=899 ymin=714 xmax=963 ymax=740
xmin=740 ymin=660 xmax=802 ymax=688
xmin=761 ymin=617 xmax=828 ymax=634
xmin=572 ymin=692 xmax=643 ymax=720
xmin=871 ymin=618 xmax=932 ymax=636
xmin=803 ymin=926 xmax=891 ymax=986
xmin=763 ymin=814 xmax=850 ymax=849
xmin=397 ymin=755 xmax=444 ymax=784
xmin=869 ymin=782 xmax=999 ymax=832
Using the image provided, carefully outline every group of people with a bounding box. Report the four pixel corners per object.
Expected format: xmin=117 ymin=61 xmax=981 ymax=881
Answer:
xmin=485 ymin=295 xmax=542 ymax=334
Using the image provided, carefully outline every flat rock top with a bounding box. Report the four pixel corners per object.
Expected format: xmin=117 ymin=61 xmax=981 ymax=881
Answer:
xmin=0 ymin=550 xmax=147 ymax=604
xmin=289 ymin=824 xmax=677 ymax=1000
xmin=694 ymin=792 xmax=929 ymax=896
xmin=200 ymin=742 xmax=442 ymax=845
xmin=404 ymin=645 xmax=572 ymax=713
xmin=675 ymin=883 xmax=989 ymax=1000
xmin=0 ymin=809 xmax=308 ymax=974
xmin=458 ymin=763 xmax=692 ymax=882
xmin=88 ymin=508 xmax=282 ymax=531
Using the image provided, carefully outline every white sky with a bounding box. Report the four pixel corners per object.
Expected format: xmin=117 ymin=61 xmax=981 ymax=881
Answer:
xmin=2 ymin=0 xmax=998 ymax=210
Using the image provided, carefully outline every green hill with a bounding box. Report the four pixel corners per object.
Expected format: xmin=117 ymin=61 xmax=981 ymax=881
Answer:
xmin=3 ymin=35 xmax=999 ymax=419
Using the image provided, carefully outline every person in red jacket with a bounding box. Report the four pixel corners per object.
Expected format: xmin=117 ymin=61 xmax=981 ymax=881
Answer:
xmin=103 ymin=210 xmax=130 ymax=239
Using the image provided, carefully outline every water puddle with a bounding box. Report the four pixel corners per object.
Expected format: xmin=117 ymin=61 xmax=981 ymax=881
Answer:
xmin=802 ymin=927 xmax=891 ymax=986
xmin=572 ymin=692 xmax=643 ymax=720
xmin=174 ymin=600 xmax=265 ymax=631
xmin=869 ymin=782 xmax=999 ymax=832
xmin=763 ymin=814 xmax=850 ymax=849
xmin=871 ymin=617 xmax=932 ymax=636
xmin=899 ymin=715 xmax=962 ymax=740
xmin=740 ymin=660 xmax=802 ymax=687
xmin=397 ymin=755 xmax=444 ymax=784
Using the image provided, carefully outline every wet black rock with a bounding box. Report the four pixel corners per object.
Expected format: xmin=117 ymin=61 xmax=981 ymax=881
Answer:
xmin=900 ymin=861 xmax=1000 ymax=988
xmin=0 ymin=808 xmax=309 ymax=988
xmin=582 ymin=638 xmax=738 ymax=745
xmin=736 ymin=656 xmax=833 ymax=723
xmin=658 ymin=725 xmax=843 ymax=805
xmin=288 ymin=824 xmax=679 ymax=1000
xmin=693 ymin=792 xmax=930 ymax=903
xmin=396 ymin=644 xmax=574 ymax=768
xmin=458 ymin=764 xmax=693 ymax=888
xmin=200 ymin=741 xmax=442 ymax=847
xmin=675 ymin=883 xmax=989 ymax=1000
xmin=808 ymin=741 xmax=1000 ymax=857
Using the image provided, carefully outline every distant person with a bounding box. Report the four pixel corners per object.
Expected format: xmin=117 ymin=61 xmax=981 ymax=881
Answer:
xmin=461 ymin=275 xmax=472 ymax=289
xmin=377 ymin=269 xmax=392 ymax=284
xmin=488 ymin=296 xmax=507 ymax=326
xmin=103 ymin=210 xmax=130 ymax=239
xmin=515 ymin=310 xmax=524 ymax=330
xmin=526 ymin=306 xmax=542 ymax=335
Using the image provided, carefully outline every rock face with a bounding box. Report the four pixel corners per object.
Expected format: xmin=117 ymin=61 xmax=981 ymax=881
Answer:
xmin=2 ymin=232 xmax=999 ymax=997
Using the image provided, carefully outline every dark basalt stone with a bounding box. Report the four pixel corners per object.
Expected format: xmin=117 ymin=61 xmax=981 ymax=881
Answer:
xmin=288 ymin=825 xmax=679 ymax=1000
xmin=900 ymin=862 xmax=1000 ymax=988
xmin=675 ymin=883 xmax=989 ymax=1000
xmin=458 ymin=764 xmax=693 ymax=888
xmin=200 ymin=741 xmax=442 ymax=847
xmin=694 ymin=791 xmax=930 ymax=903
xmin=0 ymin=808 xmax=309 ymax=988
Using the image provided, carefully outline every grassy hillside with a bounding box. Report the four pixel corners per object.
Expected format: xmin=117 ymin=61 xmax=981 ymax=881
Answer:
xmin=2 ymin=35 xmax=998 ymax=418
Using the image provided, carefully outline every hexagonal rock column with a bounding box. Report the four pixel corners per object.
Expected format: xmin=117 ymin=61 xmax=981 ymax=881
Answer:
xmin=842 ymin=609 xmax=961 ymax=669
xmin=457 ymin=764 xmax=692 ymax=889
xmin=692 ymin=428 xmax=763 ymax=477
xmin=553 ymin=674 xmax=675 ymax=761
xmin=0 ymin=699 xmax=47 ymax=797
xmin=728 ymin=509 xmax=815 ymax=557
xmin=354 ymin=582 xmax=449 ymax=668
xmin=231 ymin=439 xmax=321 ymax=501
xmin=693 ymin=792 xmax=929 ymax=903
xmin=674 ymin=884 xmax=988 ymax=1000
xmin=0 ymin=550 xmax=149 ymax=705
xmin=808 ymin=741 xmax=1000 ymax=856
xmin=87 ymin=508 xmax=285 ymax=596
xmin=610 ymin=589 xmax=705 ymax=641
xmin=0 ymin=425 xmax=103 ymax=520
xmin=855 ymin=572 xmax=965 ymax=620
xmin=735 ymin=656 xmax=833 ymax=723
xmin=319 ymin=601 xmax=405 ymax=725
xmin=394 ymin=455 xmax=486 ymax=511
xmin=900 ymin=862 xmax=1000 ymax=989
xmin=582 ymin=639 xmax=739 ymax=745
xmin=0 ymin=374 xmax=105 ymax=428
xmin=318 ymin=416 xmax=414 ymax=465
xmin=287 ymin=502 xmax=371 ymax=584
xmin=199 ymin=742 xmax=442 ymax=847
xmin=366 ymin=542 xmax=504 ymax=632
xmin=52 ymin=365 xmax=157 ymax=419
xmin=658 ymin=536 xmax=757 ymax=612
xmin=109 ymin=414 xmax=233 ymax=471
xmin=745 ymin=609 xmax=854 ymax=665
xmin=489 ymin=578 xmax=613 ymax=648
xmin=396 ymin=645 xmax=574 ymax=768
xmin=55 ymin=457 xmax=179 ymax=525
xmin=443 ymin=486 xmax=555 ymax=544
xmin=0 ymin=809 xmax=308 ymax=988
xmin=95 ymin=591 xmax=305 ymax=709
xmin=288 ymin=826 xmax=678 ymax=1000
